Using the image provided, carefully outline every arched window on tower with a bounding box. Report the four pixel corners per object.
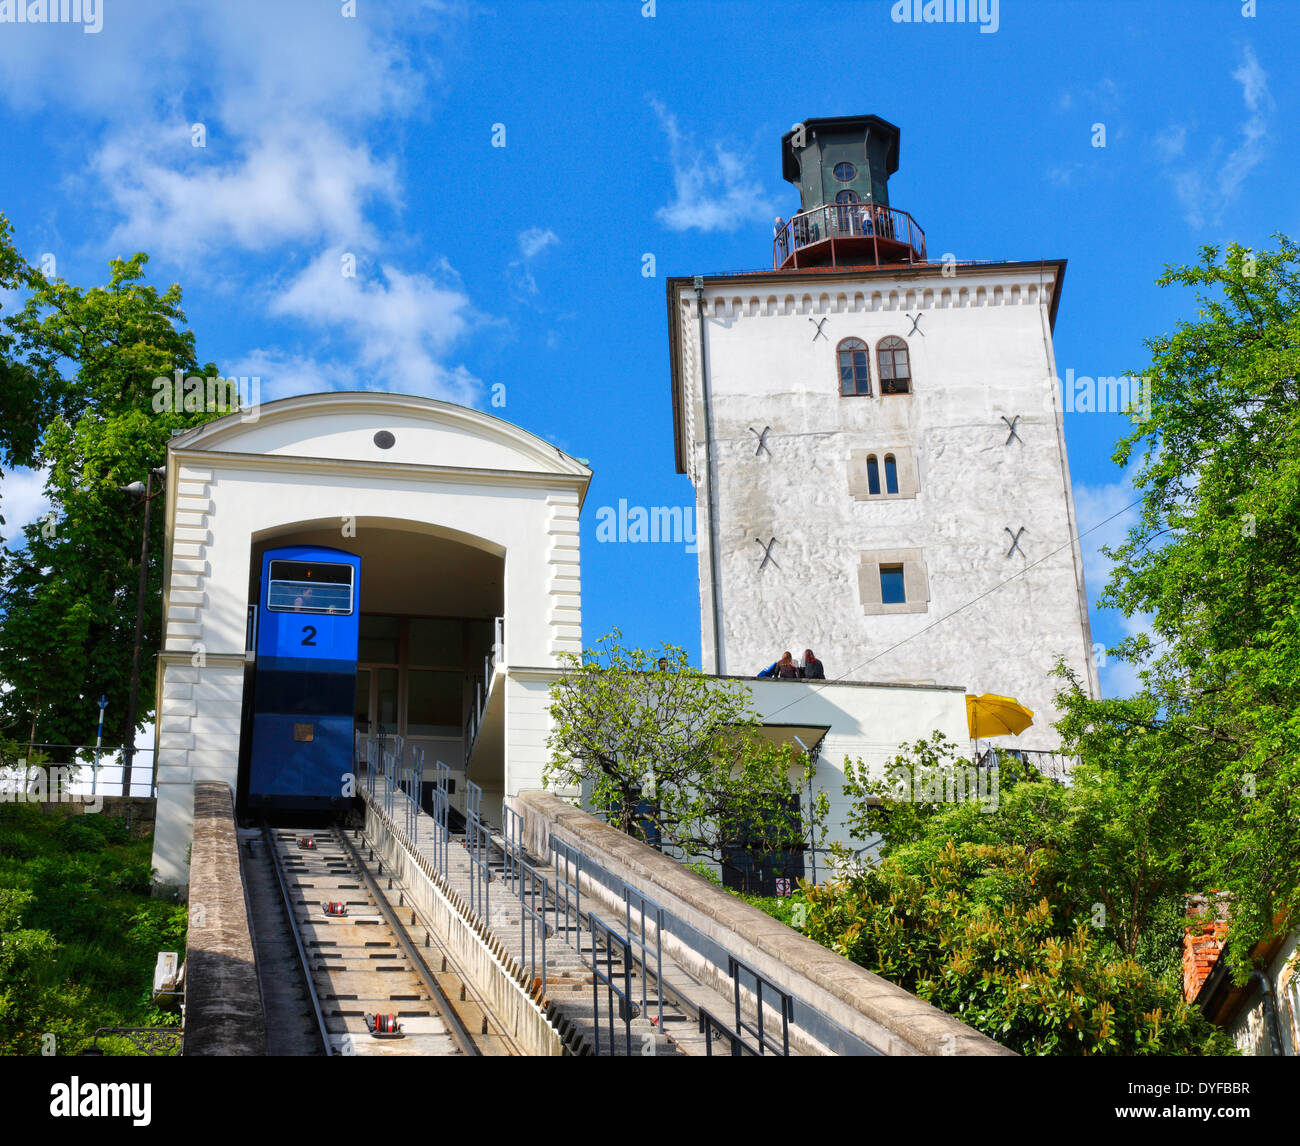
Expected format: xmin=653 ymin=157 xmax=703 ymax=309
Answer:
xmin=838 ymin=338 xmax=870 ymax=396
xmin=835 ymin=189 xmax=860 ymax=234
xmin=878 ymin=336 xmax=911 ymax=394
xmin=884 ymin=454 xmax=899 ymax=494
xmin=866 ymin=455 xmax=881 ymax=495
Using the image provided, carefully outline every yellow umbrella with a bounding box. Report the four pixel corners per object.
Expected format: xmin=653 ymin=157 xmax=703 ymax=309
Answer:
xmin=966 ymin=693 xmax=1034 ymax=739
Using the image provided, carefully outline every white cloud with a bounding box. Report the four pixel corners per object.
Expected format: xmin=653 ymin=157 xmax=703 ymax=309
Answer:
xmin=1097 ymin=611 xmax=1153 ymax=700
xmin=507 ymin=228 xmax=559 ymax=298
xmin=1073 ymin=459 xmax=1142 ymax=606
xmin=93 ymin=122 xmax=400 ymax=260
xmin=0 ymin=1 xmax=454 ymax=261
xmin=220 ymin=349 xmax=360 ymax=402
xmin=1234 ymin=44 xmax=1269 ymax=113
xmin=267 ymin=248 xmax=482 ymax=404
xmin=1046 ymin=163 xmax=1082 ymax=187
xmin=1152 ymin=124 xmax=1188 ymax=161
xmin=0 ymin=1 xmax=437 ymax=125
xmin=1162 ymin=45 xmax=1271 ymax=228
xmin=650 ymin=99 xmax=775 ymax=234
xmin=0 ymin=466 xmax=52 ymax=549
xmin=518 ymin=228 xmax=559 ymax=261
xmin=0 ymin=2 xmax=492 ymax=407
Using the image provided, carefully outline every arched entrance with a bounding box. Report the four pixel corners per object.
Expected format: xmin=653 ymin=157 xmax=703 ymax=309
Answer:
xmin=239 ymin=518 xmax=504 ymax=816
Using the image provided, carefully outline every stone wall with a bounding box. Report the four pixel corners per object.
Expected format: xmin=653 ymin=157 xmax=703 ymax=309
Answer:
xmin=514 ymin=789 xmax=1015 ymax=1056
xmin=37 ymin=796 xmax=156 ymax=839
xmin=675 ymin=267 xmax=1099 ymax=749
xmin=184 ymin=782 xmax=266 ymax=1056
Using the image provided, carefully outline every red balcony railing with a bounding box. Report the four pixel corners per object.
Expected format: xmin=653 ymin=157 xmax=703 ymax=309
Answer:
xmin=773 ymin=202 xmax=927 ymax=270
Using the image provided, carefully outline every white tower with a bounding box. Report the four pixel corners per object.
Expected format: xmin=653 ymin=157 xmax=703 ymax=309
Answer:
xmin=666 ymin=115 xmax=1098 ymax=749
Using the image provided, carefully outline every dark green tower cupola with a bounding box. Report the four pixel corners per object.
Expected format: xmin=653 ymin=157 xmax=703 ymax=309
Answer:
xmin=774 ymin=114 xmax=923 ymax=270
xmin=781 ymin=114 xmax=901 ymax=212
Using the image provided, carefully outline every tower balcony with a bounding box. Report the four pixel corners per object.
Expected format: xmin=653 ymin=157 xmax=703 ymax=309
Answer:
xmin=773 ymin=202 xmax=927 ymax=270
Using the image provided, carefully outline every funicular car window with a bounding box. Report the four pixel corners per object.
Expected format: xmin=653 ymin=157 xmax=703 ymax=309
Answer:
xmin=267 ymin=560 xmax=354 ymax=614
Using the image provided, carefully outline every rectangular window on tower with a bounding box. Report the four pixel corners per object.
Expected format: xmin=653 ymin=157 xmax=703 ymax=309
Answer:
xmin=880 ymin=564 xmax=906 ymax=604
xmin=858 ymin=548 xmax=929 ymax=616
xmin=849 ymin=447 xmax=918 ymax=500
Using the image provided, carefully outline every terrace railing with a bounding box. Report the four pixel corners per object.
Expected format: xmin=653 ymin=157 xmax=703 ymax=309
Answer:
xmin=773 ymin=202 xmax=927 ymax=269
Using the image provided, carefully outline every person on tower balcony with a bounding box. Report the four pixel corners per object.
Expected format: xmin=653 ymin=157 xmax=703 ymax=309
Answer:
xmin=799 ymin=650 xmax=825 ymax=680
xmin=775 ymin=651 xmax=799 ymax=680
xmin=874 ymin=204 xmax=892 ymax=240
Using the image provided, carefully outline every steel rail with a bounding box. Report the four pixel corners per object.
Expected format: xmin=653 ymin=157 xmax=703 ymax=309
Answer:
xmin=332 ymin=826 xmax=484 ymax=1057
xmin=263 ymin=825 xmax=333 ymax=1057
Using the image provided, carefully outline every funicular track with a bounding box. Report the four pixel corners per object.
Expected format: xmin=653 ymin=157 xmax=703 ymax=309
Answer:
xmin=254 ymin=824 xmax=521 ymax=1057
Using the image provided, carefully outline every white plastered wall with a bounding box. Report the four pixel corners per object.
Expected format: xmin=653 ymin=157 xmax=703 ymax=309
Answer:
xmin=150 ymin=395 xmax=588 ymax=887
xmin=677 ymin=268 xmax=1098 ymax=750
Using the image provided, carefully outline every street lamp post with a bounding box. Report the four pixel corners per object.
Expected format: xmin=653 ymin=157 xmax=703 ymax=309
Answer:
xmin=119 ymin=466 xmax=165 ymax=797
xmin=92 ymin=694 xmax=107 ymax=796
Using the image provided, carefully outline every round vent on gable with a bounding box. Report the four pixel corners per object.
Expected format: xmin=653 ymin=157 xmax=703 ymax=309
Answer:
xmin=373 ymin=431 xmax=396 ymax=449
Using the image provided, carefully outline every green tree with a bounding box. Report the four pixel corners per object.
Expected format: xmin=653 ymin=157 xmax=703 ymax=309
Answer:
xmin=840 ymin=733 xmax=1194 ymax=964
xmin=0 ymin=802 xmax=187 ymax=1055
xmin=545 ymin=631 xmax=828 ymax=879
xmin=0 ymin=888 xmax=90 ymax=1057
xmin=0 ymin=218 xmax=55 ymax=488
xmin=1055 ymin=236 xmax=1300 ymax=972
xmin=799 ymin=842 xmax=1233 ymax=1056
xmin=0 ymin=218 xmax=225 ymax=748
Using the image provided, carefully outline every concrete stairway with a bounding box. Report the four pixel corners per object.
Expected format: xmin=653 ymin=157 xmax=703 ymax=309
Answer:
xmin=365 ymin=779 xmax=736 ymax=1056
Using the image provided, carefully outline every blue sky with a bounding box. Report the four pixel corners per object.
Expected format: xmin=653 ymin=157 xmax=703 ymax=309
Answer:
xmin=0 ymin=0 xmax=1294 ymax=702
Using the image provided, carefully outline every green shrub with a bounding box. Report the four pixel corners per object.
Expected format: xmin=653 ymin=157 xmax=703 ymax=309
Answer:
xmin=0 ymin=807 xmax=183 ymax=1055
xmin=56 ymin=817 xmax=106 ymax=853
xmin=799 ymin=841 xmax=1235 ymax=1056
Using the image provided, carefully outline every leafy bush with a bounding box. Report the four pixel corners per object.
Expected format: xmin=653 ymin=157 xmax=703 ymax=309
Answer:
xmin=799 ymin=842 xmax=1234 ymax=1056
xmin=110 ymin=861 xmax=154 ymax=896
xmin=0 ymin=806 xmax=184 ymax=1055
xmin=57 ymin=817 xmax=108 ymax=853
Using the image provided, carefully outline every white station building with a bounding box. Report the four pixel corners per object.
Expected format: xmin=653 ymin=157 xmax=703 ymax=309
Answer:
xmin=150 ymin=392 xmax=588 ymax=885
xmin=150 ymin=114 xmax=1098 ymax=890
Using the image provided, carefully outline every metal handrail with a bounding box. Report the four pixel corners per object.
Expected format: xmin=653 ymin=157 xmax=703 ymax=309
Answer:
xmin=0 ymin=746 xmax=158 ymax=799
xmin=773 ymin=202 xmax=926 ymax=270
xmin=624 ymin=885 xmax=665 ymax=1031
xmin=430 ymin=759 xmax=451 ymax=875
xmin=464 ymin=781 xmax=491 ymax=929
xmin=589 ymin=911 xmax=635 ymax=1055
xmin=544 ymin=833 xmax=790 ymax=1056
xmin=464 ymin=616 xmax=505 ymax=764
xmin=729 ymin=954 xmax=793 ymax=1056
xmin=973 ymin=745 xmax=1078 ymax=784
